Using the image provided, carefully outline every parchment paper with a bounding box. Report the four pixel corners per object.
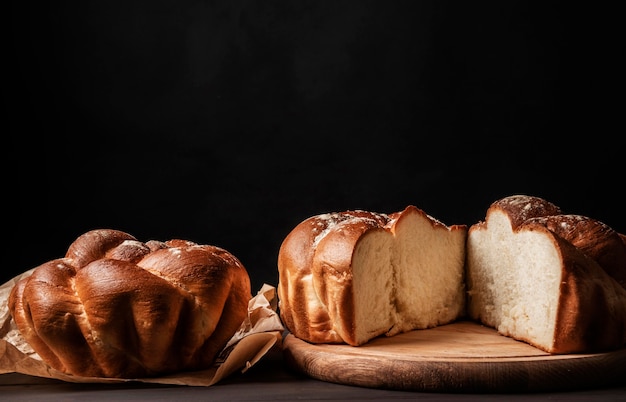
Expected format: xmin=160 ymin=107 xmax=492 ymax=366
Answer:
xmin=0 ymin=270 xmax=284 ymax=386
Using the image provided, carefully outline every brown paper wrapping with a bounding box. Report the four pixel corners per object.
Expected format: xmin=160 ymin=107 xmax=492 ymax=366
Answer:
xmin=0 ymin=270 xmax=284 ymax=386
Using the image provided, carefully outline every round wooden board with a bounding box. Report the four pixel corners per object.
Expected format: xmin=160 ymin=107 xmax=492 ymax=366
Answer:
xmin=282 ymin=321 xmax=626 ymax=393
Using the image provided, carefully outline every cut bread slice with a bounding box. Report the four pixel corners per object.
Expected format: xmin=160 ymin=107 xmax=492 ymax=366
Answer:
xmin=466 ymin=195 xmax=626 ymax=353
xmin=278 ymin=205 xmax=467 ymax=346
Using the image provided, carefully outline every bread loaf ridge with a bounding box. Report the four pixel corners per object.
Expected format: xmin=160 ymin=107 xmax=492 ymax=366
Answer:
xmin=8 ymin=229 xmax=252 ymax=378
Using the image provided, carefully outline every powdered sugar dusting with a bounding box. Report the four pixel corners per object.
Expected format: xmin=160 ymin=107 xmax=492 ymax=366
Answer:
xmin=120 ymin=239 xmax=147 ymax=249
xmin=311 ymin=215 xmax=334 ymax=248
xmin=311 ymin=210 xmax=390 ymax=247
xmin=495 ymin=194 xmax=562 ymax=225
xmin=557 ymin=215 xmax=589 ymax=230
xmin=168 ymin=248 xmax=183 ymax=258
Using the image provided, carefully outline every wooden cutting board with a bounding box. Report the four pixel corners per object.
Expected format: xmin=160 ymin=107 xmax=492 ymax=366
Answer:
xmin=282 ymin=320 xmax=626 ymax=393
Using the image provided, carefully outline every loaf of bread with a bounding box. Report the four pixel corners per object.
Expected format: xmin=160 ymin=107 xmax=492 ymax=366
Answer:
xmin=466 ymin=195 xmax=626 ymax=353
xmin=8 ymin=229 xmax=252 ymax=378
xmin=277 ymin=206 xmax=467 ymax=346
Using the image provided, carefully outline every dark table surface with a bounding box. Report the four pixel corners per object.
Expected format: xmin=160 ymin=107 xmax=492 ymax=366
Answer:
xmin=1 ymin=346 xmax=625 ymax=401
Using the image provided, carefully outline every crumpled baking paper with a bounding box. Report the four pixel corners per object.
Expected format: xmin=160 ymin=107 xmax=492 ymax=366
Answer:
xmin=0 ymin=269 xmax=284 ymax=386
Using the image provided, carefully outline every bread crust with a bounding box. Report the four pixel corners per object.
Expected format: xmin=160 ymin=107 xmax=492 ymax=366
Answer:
xmin=8 ymin=229 xmax=251 ymax=378
xmin=467 ymin=195 xmax=626 ymax=353
xmin=528 ymin=214 xmax=626 ymax=289
xmin=278 ymin=207 xmax=467 ymax=346
xmin=277 ymin=211 xmax=390 ymax=345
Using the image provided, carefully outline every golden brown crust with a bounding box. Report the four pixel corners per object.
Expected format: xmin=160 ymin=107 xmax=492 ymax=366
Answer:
xmin=472 ymin=195 xmax=626 ymax=353
xmin=277 ymin=211 xmax=391 ymax=345
xmin=488 ymin=195 xmax=626 ymax=288
xmin=65 ymin=229 xmax=140 ymax=267
xmin=489 ymin=194 xmax=562 ymax=230
xmin=278 ymin=207 xmax=467 ymax=346
xmin=551 ymin=234 xmax=626 ymax=353
xmin=528 ymin=215 xmax=626 ymax=289
xmin=8 ymin=229 xmax=251 ymax=378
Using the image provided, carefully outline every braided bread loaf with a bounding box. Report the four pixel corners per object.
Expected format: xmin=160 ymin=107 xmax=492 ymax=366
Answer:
xmin=8 ymin=229 xmax=251 ymax=378
xmin=277 ymin=206 xmax=467 ymax=346
xmin=466 ymin=195 xmax=626 ymax=353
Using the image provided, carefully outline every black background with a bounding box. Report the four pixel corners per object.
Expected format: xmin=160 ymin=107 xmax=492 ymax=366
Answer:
xmin=8 ymin=2 xmax=623 ymax=293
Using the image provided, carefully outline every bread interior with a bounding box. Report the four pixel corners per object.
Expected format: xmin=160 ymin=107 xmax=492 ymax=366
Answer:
xmin=393 ymin=210 xmax=466 ymax=333
xmin=351 ymin=208 xmax=466 ymax=344
xmin=467 ymin=210 xmax=561 ymax=348
xmin=351 ymin=230 xmax=395 ymax=344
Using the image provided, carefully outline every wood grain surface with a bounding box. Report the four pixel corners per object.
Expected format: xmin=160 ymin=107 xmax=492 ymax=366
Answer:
xmin=282 ymin=320 xmax=626 ymax=393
